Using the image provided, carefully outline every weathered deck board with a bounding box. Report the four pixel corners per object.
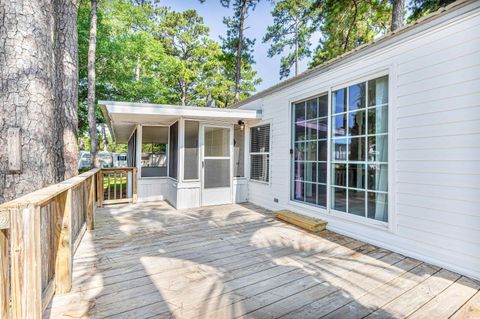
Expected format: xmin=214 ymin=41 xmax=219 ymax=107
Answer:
xmin=44 ymin=201 xmax=480 ymax=319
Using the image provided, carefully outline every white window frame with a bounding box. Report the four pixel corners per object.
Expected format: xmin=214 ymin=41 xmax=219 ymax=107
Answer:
xmin=249 ymin=123 xmax=271 ymax=184
xmin=290 ymin=92 xmax=330 ymax=209
xmin=287 ymin=67 xmax=394 ymax=230
xmin=330 ymin=74 xmax=389 ymax=225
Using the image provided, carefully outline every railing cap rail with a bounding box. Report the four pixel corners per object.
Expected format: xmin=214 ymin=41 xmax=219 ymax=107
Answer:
xmin=101 ymin=167 xmax=136 ymax=172
xmin=0 ymin=168 xmax=100 ymax=210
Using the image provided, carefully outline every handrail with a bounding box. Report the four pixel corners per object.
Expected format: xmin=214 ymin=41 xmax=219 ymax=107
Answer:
xmin=0 ymin=168 xmax=101 ymax=319
xmin=0 ymin=168 xmax=100 ymax=211
xmin=0 ymin=167 xmax=137 ymax=319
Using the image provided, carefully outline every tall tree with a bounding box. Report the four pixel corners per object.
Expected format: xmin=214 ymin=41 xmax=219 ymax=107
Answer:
xmin=88 ymin=0 xmax=99 ymax=167
xmin=101 ymin=124 xmax=108 ymax=152
xmin=77 ymin=0 xmax=177 ymax=138
xmin=407 ymin=0 xmax=456 ymax=21
xmin=158 ymin=9 xmax=215 ymax=106
xmin=310 ymin=0 xmax=391 ymax=67
xmin=0 ymin=0 xmax=79 ymax=203
xmin=391 ymin=0 xmax=405 ymax=31
xmin=263 ymin=0 xmax=317 ymax=79
xmin=55 ymin=0 xmax=81 ymax=180
xmin=222 ymin=2 xmax=260 ymax=103
xmin=202 ymin=0 xmax=259 ymax=103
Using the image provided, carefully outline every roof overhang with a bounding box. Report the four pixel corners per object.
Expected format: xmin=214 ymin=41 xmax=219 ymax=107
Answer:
xmin=99 ymin=101 xmax=262 ymax=143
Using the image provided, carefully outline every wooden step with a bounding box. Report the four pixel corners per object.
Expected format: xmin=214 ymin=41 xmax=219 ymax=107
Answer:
xmin=274 ymin=210 xmax=327 ymax=232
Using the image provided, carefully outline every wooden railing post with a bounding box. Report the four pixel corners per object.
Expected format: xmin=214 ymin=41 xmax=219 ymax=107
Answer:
xmin=96 ymin=171 xmax=103 ymax=208
xmin=132 ymin=168 xmax=137 ymax=204
xmin=1 ymin=229 xmax=9 ymax=319
xmin=10 ymin=205 xmax=42 ymax=319
xmin=87 ymin=175 xmax=95 ymax=230
xmin=54 ymin=190 xmax=72 ymax=294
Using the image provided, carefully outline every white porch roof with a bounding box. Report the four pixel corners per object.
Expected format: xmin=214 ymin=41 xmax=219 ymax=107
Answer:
xmin=99 ymin=101 xmax=262 ymax=143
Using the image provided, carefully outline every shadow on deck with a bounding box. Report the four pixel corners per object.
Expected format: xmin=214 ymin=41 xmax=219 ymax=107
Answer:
xmin=44 ymin=201 xmax=480 ymax=319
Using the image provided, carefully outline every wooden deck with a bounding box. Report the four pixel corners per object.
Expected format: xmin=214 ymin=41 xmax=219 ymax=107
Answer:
xmin=44 ymin=201 xmax=480 ymax=319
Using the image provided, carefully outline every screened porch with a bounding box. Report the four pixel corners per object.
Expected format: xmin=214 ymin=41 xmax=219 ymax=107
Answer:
xmin=99 ymin=101 xmax=262 ymax=209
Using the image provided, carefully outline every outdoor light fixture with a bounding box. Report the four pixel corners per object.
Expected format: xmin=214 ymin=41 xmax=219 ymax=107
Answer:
xmin=238 ymin=120 xmax=245 ymax=130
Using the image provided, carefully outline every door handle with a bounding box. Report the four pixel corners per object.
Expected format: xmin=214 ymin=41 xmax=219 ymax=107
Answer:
xmin=202 ymin=161 xmax=205 ymax=168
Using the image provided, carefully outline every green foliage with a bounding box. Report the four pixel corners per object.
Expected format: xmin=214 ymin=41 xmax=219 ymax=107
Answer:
xmin=263 ymin=0 xmax=317 ymax=79
xmin=157 ymin=10 xmax=217 ymax=106
xmin=407 ymin=0 xmax=456 ymax=22
xmin=219 ymin=0 xmax=262 ymax=101
xmin=77 ymin=0 xmax=261 ymax=139
xmin=310 ymin=0 xmax=391 ymax=67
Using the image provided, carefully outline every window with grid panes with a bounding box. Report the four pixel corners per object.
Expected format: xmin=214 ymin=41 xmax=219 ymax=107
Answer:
xmin=292 ymin=94 xmax=329 ymax=207
xmin=331 ymin=75 xmax=388 ymax=222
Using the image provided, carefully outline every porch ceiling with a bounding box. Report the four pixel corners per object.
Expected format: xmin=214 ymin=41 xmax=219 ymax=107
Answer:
xmin=99 ymin=100 xmax=262 ymax=143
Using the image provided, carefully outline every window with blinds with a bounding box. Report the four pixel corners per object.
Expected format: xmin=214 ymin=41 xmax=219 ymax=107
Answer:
xmin=250 ymin=124 xmax=270 ymax=182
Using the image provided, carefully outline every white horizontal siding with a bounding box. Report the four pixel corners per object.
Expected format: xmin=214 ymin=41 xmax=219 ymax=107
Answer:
xmin=242 ymin=3 xmax=480 ymax=280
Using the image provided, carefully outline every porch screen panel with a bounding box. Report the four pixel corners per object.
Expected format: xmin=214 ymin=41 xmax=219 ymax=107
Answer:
xmin=169 ymin=122 xmax=178 ymax=179
xmin=204 ymin=159 xmax=230 ymax=188
xmin=292 ymin=94 xmax=328 ymax=207
xmin=184 ymin=121 xmax=199 ymax=180
xmin=331 ymin=75 xmax=388 ymax=222
xmin=127 ymin=129 xmax=136 ymax=167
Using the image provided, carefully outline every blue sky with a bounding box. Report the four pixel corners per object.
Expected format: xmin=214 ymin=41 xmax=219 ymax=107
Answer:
xmin=161 ymin=1 xmax=414 ymax=92
xmin=161 ymin=0 xmax=318 ymax=92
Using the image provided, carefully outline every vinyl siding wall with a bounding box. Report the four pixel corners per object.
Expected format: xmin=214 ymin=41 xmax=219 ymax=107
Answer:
xmin=240 ymin=3 xmax=480 ymax=280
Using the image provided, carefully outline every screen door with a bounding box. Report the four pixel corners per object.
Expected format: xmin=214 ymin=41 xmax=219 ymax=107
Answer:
xmin=201 ymin=125 xmax=232 ymax=206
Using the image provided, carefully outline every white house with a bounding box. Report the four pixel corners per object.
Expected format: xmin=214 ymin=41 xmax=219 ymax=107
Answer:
xmin=100 ymin=0 xmax=480 ymax=281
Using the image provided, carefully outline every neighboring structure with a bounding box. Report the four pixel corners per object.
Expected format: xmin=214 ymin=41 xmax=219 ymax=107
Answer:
xmin=101 ymin=0 xmax=480 ymax=281
xmin=78 ymin=150 xmax=113 ymax=169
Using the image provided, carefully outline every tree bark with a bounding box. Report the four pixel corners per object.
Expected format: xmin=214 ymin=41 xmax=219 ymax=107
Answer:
xmin=391 ymin=0 xmax=405 ymax=31
xmin=344 ymin=0 xmax=358 ymax=52
xmin=88 ymin=0 xmax=99 ymax=168
xmin=0 ymin=0 xmax=79 ymax=203
xmin=135 ymin=56 xmax=141 ymax=81
xmin=179 ymin=79 xmax=187 ymax=106
xmin=101 ymin=124 xmax=108 ymax=152
xmin=295 ymin=24 xmax=299 ymax=77
xmin=54 ymin=0 xmax=79 ymax=180
xmin=234 ymin=0 xmax=247 ymax=104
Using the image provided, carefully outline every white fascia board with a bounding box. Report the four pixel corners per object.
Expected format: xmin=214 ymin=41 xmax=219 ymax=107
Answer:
xmin=99 ymin=101 xmax=261 ymax=119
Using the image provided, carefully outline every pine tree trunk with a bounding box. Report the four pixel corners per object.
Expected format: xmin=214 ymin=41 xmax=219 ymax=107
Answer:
xmin=179 ymin=79 xmax=187 ymax=106
xmin=135 ymin=56 xmax=141 ymax=81
xmin=88 ymin=0 xmax=99 ymax=168
xmin=0 ymin=0 xmax=79 ymax=203
xmin=55 ymin=0 xmax=79 ymax=180
xmin=391 ymin=0 xmax=405 ymax=31
xmin=234 ymin=0 xmax=247 ymax=104
xmin=295 ymin=25 xmax=299 ymax=77
xmin=101 ymin=124 xmax=108 ymax=152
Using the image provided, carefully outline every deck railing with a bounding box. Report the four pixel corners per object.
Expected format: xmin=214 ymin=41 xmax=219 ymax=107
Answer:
xmin=98 ymin=167 xmax=137 ymax=206
xmin=0 ymin=167 xmax=137 ymax=319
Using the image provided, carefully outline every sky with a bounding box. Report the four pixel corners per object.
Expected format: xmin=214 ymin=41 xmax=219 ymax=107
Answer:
xmin=161 ymin=0 xmax=319 ymax=92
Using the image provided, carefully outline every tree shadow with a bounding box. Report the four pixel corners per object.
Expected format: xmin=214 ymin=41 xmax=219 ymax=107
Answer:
xmin=43 ymin=201 xmax=467 ymax=319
